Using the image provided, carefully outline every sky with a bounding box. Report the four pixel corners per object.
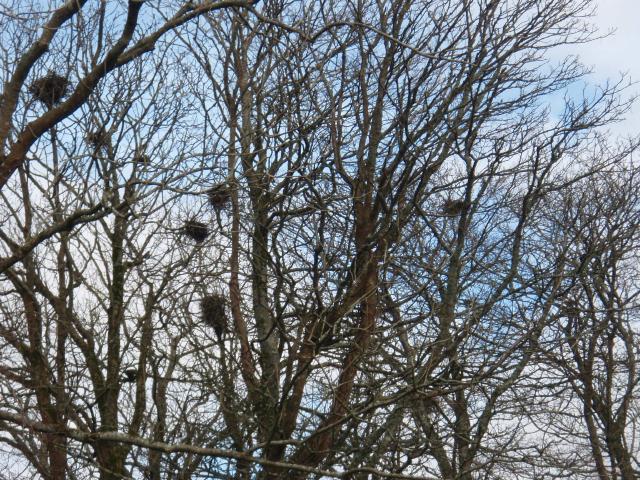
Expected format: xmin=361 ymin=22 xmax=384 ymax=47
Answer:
xmin=571 ymin=0 xmax=640 ymax=136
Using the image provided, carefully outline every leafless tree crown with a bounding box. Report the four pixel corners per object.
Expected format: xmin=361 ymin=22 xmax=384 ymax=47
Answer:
xmin=0 ymin=1 xmax=639 ymax=479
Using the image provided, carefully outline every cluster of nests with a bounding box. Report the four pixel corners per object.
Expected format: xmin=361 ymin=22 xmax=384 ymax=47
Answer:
xmin=179 ymin=186 xmax=232 ymax=339
xmin=180 ymin=182 xmax=232 ymax=244
xmin=29 ymin=72 xmax=70 ymax=107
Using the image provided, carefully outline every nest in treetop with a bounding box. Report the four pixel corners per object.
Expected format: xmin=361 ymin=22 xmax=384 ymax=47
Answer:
xmin=133 ymin=152 xmax=150 ymax=165
xmin=442 ymin=198 xmax=466 ymax=216
xmin=182 ymin=219 xmax=209 ymax=243
xmin=29 ymin=72 xmax=69 ymax=107
xmin=123 ymin=368 xmax=137 ymax=383
xmin=201 ymin=294 xmax=228 ymax=340
xmin=207 ymin=182 xmax=231 ymax=209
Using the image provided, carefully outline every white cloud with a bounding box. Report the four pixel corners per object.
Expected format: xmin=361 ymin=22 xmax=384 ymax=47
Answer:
xmin=575 ymin=0 xmax=640 ymax=135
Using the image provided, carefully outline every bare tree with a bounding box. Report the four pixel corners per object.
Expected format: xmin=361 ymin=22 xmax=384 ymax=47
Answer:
xmin=533 ymin=167 xmax=640 ymax=479
xmin=0 ymin=0 xmax=638 ymax=479
xmin=174 ymin=1 xmax=635 ymax=478
xmin=0 ymin=37 xmax=220 ymax=477
xmin=0 ymin=0 xmax=259 ymax=190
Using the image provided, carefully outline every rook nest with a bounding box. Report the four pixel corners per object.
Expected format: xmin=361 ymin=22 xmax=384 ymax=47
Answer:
xmin=133 ymin=152 xmax=150 ymax=165
xmin=201 ymin=294 xmax=228 ymax=340
xmin=29 ymin=73 xmax=69 ymax=107
xmin=123 ymin=368 xmax=137 ymax=383
xmin=207 ymin=182 xmax=231 ymax=209
xmin=182 ymin=220 xmax=209 ymax=243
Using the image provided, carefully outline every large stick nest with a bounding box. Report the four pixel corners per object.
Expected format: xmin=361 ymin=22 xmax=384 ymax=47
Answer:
xmin=182 ymin=219 xmax=209 ymax=243
xmin=201 ymin=294 xmax=228 ymax=340
xmin=206 ymin=182 xmax=231 ymax=209
xmin=29 ymin=73 xmax=69 ymax=107
xmin=133 ymin=152 xmax=150 ymax=165
xmin=123 ymin=368 xmax=137 ymax=383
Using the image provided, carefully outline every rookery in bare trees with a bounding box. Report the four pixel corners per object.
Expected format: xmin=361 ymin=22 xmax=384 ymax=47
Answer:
xmin=0 ymin=0 xmax=638 ymax=479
